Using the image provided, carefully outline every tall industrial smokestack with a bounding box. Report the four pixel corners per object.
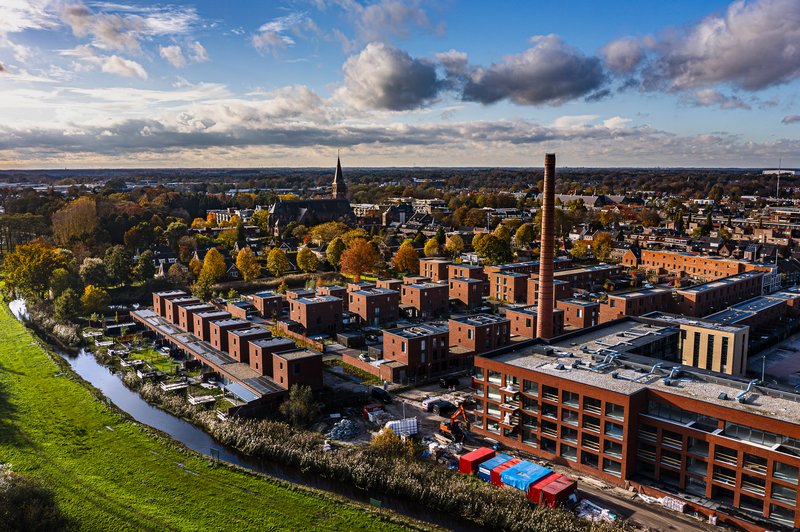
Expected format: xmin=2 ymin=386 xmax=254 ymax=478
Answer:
xmin=536 ymin=153 xmax=556 ymax=338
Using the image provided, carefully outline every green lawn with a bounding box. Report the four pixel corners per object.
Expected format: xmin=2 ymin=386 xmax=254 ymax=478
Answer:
xmin=0 ymin=304 xmax=420 ymax=531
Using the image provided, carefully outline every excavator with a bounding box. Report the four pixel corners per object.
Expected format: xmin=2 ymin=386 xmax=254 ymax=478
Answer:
xmin=438 ymin=404 xmax=471 ymax=443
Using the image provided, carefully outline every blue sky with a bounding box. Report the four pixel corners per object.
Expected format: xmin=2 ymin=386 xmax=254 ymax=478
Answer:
xmin=0 ymin=0 xmax=799 ymax=168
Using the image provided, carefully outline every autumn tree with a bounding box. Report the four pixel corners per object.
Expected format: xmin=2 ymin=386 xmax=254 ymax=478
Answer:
xmin=163 ymin=221 xmax=188 ymax=250
xmin=236 ymin=247 xmax=261 ymax=280
xmin=423 ymin=237 xmax=440 ymax=257
xmin=103 ymin=245 xmax=132 ymax=285
xmin=123 ymin=222 xmax=154 ymax=250
xmin=477 ymin=234 xmax=513 ymax=264
xmin=167 ymin=263 xmax=190 ymax=286
xmin=326 ymin=237 xmax=346 ymax=269
xmin=201 ymin=248 xmax=226 ymax=283
xmin=444 ymin=234 xmax=464 ymax=257
xmin=49 ymin=268 xmax=81 ymax=299
xmin=52 ymin=196 xmax=98 ymax=245
xmin=81 ymin=285 xmax=110 ymax=314
xmin=296 ymin=246 xmax=319 ymax=273
xmin=392 ymin=241 xmax=419 ymax=274
xmin=435 ymin=226 xmax=446 ymax=245
xmin=2 ymin=241 xmax=68 ymax=300
xmin=79 ymin=257 xmax=107 ymax=287
xmin=308 ymin=221 xmax=349 ymax=246
xmin=492 ymin=224 xmax=512 ymax=244
xmin=592 ymin=232 xmax=614 ymax=262
xmin=266 ymin=248 xmax=291 ymax=277
xmin=188 ymin=256 xmax=203 ymax=277
xmin=341 ymin=228 xmax=369 ymax=246
xmin=570 ymin=241 xmax=588 ymax=259
xmin=340 ymin=238 xmax=380 ymax=282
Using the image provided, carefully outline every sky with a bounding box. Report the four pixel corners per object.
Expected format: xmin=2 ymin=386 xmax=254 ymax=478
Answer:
xmin=1 ymin=0 xmax=800 ymax=169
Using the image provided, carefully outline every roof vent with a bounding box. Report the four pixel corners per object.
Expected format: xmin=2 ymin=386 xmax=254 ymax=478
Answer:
xmin=611 ymin=372 xmax=619 ymax=379
xmin=555 ymin=363 xmax=565 ymax=370
xmin=718 ymin=393 xmax=729 ymax=400
xmin=662 ymin=378 xmax=672 ymax=386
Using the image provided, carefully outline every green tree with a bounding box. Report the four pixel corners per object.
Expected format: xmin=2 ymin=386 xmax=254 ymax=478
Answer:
xmin=296 ymin=246 xmax=319 ymax=273
xmin=167 ymin=263 xmax=190 ymax=286
xmin=49 ymin=268 xmax=80 ymax=299
xmin=133 ymin=250 xmax=156 ymax=282
xmin=341 ymin=228 xmax=370 ymax=246
xmin=103 ymin=245 xmax=132 ymax=285
xmin=435 ymin=226 xmax=446 ymax=245
xmin=236 ymin=247 xmax=261 ymax=281
xmin=478 ymin=234 xmax=513 ymax=264
xmin=201 ymin=248 xmax=227 ymax=283
xmin=326 ymin=237 xmax=346 ymax=269
xmin=513 ymin=223 xmax=535 ymax=248
xmin=81 ymin=285 xmax=109 ymax=315
xmin=216 ymin=228 xmax=238 ymax=249
xmin=163 ymin=221 xmax=188 ymax=250
xmin=423 ymin=238 xmax=440 ymax=257
xmin=54 ymin=288 xmax=81 ymax=321
xmin=492 ymin=224 xmax=511 ymax=244
xmin=471 ymin=232 xmax=489 ymax=254
xmin=279 ymin=385 xmax=319 ymax=427
xmin=392 ymin=241 xmax=419 ymax=274
xmin=266 ymin=248 xmax=291 ymax=277
xmin=308 ymin=221 xmax=349 ymax=246
xmin=79 ymin=257 xmax=107 ymax=287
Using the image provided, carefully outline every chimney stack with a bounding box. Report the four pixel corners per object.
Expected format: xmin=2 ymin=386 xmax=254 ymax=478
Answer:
xmin=536 ymin=153 xmax=556 ymax=338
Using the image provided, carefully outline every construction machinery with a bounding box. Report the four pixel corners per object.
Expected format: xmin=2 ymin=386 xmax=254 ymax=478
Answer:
xmin=438 ymin=404 xmax=471 ymax=443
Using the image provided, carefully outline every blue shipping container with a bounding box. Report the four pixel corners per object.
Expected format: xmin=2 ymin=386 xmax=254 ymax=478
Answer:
xmin=477 ymin=454 xmax=512 ymax=482
xmin=500 ymin=461 xmax=552 ymax=491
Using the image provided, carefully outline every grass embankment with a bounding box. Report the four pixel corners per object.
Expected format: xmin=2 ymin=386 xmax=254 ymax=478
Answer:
xmin=0 ymin=303 xmax=420 ymax=531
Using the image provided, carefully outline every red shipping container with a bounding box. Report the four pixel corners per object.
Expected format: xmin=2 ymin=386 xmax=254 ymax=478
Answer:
xmin=541 ymin=476 xmax=577 ymax=508
xmin=528 ymin=473 xmax=560 ymax=505
xmin=458 ymin=447 xmax=496 ymax=475
xmin=490 ymin=458 xmax=520 ymax=486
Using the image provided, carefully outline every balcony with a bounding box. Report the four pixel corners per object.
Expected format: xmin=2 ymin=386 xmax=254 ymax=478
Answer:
xmin=712 ymin=467 xmax=736 ymax=486
xmin=500 ymin=400 xmax=520 ymax=411
xmin=638 ymin=448 xmax=656 ymax=462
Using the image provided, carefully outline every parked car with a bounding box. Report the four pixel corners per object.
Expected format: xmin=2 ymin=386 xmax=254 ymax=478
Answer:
xmin=433 ymin=400 xmax=456 ymax=417
xmin=370 ymin=387 xmax=392 ymax=404
xmin=440 ymin=375 xmax=460 ymax=388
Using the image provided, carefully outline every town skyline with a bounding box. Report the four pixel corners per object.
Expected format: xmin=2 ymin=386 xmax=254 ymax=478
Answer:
xmin=2 ymin=0 xmax=800 ymax=169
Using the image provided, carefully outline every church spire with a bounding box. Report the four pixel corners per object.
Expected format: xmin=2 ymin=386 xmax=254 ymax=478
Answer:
xmin=332 ymin=153 xmax=346 ymax=199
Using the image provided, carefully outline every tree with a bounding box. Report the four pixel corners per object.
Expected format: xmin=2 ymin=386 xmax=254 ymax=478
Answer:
xmin=188 ymin=256 xmax=203 ymax=277
xmin=49 ymin=268 xmax=80 ymax=299
xmin=593 ymin=232 xmax=614 ymax=262
xmin=308 ymin=221 xmax=349 ymax=246
xmin=370 ymin=428 xmax=421 ymax=460
xmin=444 ymin=234 xmax=464 ymax=257
xmin=279 ymin=385 xmax=318 ymax=427
xmin=674 ymin=213 xmax=685 ymax=234
xmin=341 ymin=228 xmax=370 ymax=246
xmin=2 ymin=241 xmax=67 ymax=300
xmin=103 ymin=245 xmax=132 ymax=285
xmin=392 ymin=241 xmax=419 ymax=274
xmin=54 ymin=288 xmax=81 ymax=321
xmin=216 ymin=228 xmax=238 ymax=249
xmin=570 ymin=241 xmax=588 ymax=259
xmin=166 ymin=263 xmax=189 ymax=286
xmin=477 ymin=234 xmax=512 ymax=264
xmin=435 ymin=226 xmax=446 ymax=245
xmin=133 ymin=250 xmax=156 ymax=282
xmin=236 ymin=247 xmax=261 ymax=280
xmin=492 ymin=224 xmax=511 ymax=244
xmin=423 ymin=238 xmax=440 ymax=257
xmin=411 ymin=232 xmax=425 ymax=248
xmin=191 ymin=273 xmax=214 ymax=300
xmin=81 ymin=285 xmax=109 ymax=315
xmin=640 ymin=209 xmax=662 ymax=227
xmin=123 ymin=222 xmax=154 ymax=250
xmin=513 ymin=223 xmax=535 ymax=248
xmin=276 ymin=279 xmax=288 ymax=294
xmin=266 ymin=248 xmax=291 ymax=277
xmin=190 ymin=217 xmax=206 ymax=229
xmin=463 ymin=208 xmax=488 ymax=228
xmin=51 ymin=196 xmax=98 ymax=245
xmin=340 ymin=238 xmax=380 ymax=282
xmin=201 ymin=248 xmax=226 ymax=283
xmin=296 ymin=246 xmax=319 ymax=274
xmin=0 ymin=470 xmax=66 ymax=532
xmin=79 ymin=257 xmax=107 ymax=287
xmin=163 ymin=221 xmax=188 ymax=250
xmin=326 ymin=237 xmax=346 ymax=269
xmin=471 ymin=232 xmax=489 ymax=253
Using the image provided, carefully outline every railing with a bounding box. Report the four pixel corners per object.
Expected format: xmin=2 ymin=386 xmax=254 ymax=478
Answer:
xmin=638 ymin=448 xmax=656 ymax=461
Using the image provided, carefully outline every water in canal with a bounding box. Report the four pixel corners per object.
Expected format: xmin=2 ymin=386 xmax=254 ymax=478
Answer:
xmin=8 ymin=300 xmax=478 ymax=531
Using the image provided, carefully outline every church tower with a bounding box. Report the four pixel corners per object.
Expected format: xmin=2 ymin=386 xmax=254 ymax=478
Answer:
xmin=332 ymin=155 xmax=347 ymax=199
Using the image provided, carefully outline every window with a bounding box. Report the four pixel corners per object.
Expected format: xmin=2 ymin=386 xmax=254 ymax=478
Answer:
xmin=637 ymin=443 xmax=656 ymax=462
xmin=467 ymin=329 xmax=473 ymax=340
xmin=581 ymin=451 xmax=598 ymax=469
xmin=661 ymin=429 xmax=683 ymax=450
xmin=582 ymin=415 xmax=600 ymax=433
xmin=293 ymin=364 xmax=301 ymax=375
xmin=772 ymin=484 xmax=797 ymax=505
xmin=687 ymin=457 xmax=707 ymax=476
xmin=604 ymin=440 xmax=622 ymax=458
xmin=693 ymin=332 xmax=701 ymax=367
xmin=604 ymin=421 xmax=623 ymax=440
xmin=706 ymin=335 xmax=715 ymax=370
xmin=688 ymin=437 xmax=709 ymax=457
xmin=562 ymin=390 xmax=579 ymax=407
xmin=488 ymin=370 xmax=502 ymax=385
xmin=560 ymin=444 xmax=577 ymax=462
xmin=741 ymin=474 xmax=766 ymax=496
xmin=743 ymin=453 xmax=767 ymax=475
xmin=721 ymin=336 xmax=729 ymax=371
xmin=584 ymin=397 xmax=601 ymax=415
xmin=769 ymin=504 xmax=795 ymax=527
xmin=401 ymin=341 xmax=406 ymax=353
xmin=661 ymin=449 xmax=681 ymax=469
xmin=715 ymin=445 xmax=738 ymax=466
xmin=474 ymin=367 xmax=484 ymax=380
xmin=522 ymin=396 xmax=538 ymax=413
xmin=487 ymin=386 xmax=501 ymax=402
xmin=522 ymin=380 xmax=538 ymax=395
xmin=561 ymin=426 xmax=578 ymax=443
xmin=605 ymin=402 xmax=624 ymax=421
xmin=774 ymin=462 xmax=799 ymax=485
xmin=542 ymin=385 xmax=558 ymax=402
xmin=561 ymin=409 xmax=579 ymax=426
xmin=639 ymin=424 xmax=657 ymax=441
xmin=602 ymin=458 xmax=621 ymax=477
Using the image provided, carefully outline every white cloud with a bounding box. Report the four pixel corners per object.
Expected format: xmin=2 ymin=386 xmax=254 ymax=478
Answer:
xmin=159 ymin=45 xmax=185 ymax=68
xmin=251 ymin=12 xmax=314 ymax=54
xmin=190 ymin=41 xmax=208 ymax=63
xmin=686 ymin=89 xmax=750 ymax=110
xmin=100 ymin=55 xmax=147 ymax=79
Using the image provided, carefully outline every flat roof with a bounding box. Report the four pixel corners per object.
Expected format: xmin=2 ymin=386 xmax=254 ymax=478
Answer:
xmin=450 ymin=277 xmax=483 ymax=283
xmin=558 ymin=298 xmax=599 ymax=307
xmin=210 ymin=318 xmax=251 ymax=328
xmin=295 ymin=295 xmax=341 ymax=304
xmin=228 ymin=327 xmax=271 ymax=338
xmin=450 ymin=264 xmax=482 ymax=269
xmin=450 ymin=313 xmax=509 ymax=326
xmin=251 ymin=290 xmax=280 ymax=298
xmin=154 ymin=290 xmax=187 ymax=297
xmin=484 ymin=319 xmax=800 ymax=424
xmin=493 ymin=272 xmax=528 ymax=278
xmin=609 ymin=287 xmax=672 ymax=300
xmin=183 ymin=303 xmax=215 ymax=311
xmin=419 ymin=257 xmax=452 ymax=263
xmin=274 ymin=349 xmax=322 ymax=361
xmin=405 ymin=282 xmax=448 ymax=290
xmin=169 ymin=296 xmax=201 ymax=304
xmin=250 ymin=337 xmax=295 ymax=348
xmin=352 ymin=288 xmax=398 ymax=296
xmin=677 ymin=271 xmax=763 ymax=294
xmin=194 ymin=310 xmax=231 ymax=319
xmin=386 ymin=324 xmax=448 ymax=338
xmin=506 ymin=306 xmax=538 ymax=316
xmin=642 ymin=312 xmax=748 ymax=333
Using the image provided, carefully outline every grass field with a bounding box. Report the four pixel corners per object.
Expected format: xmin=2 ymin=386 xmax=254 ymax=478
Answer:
xmin=0 ymin=303 xmax=419 ymax=531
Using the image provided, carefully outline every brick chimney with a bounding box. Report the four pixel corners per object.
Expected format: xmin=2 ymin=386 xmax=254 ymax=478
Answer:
xmin=536 ymin=153 xmax=556 ymax=338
